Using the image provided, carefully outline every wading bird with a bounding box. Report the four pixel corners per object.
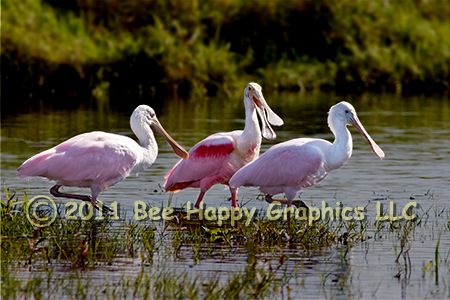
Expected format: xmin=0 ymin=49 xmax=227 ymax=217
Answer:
xmin=229 ymin=101 xmax=384 ymax=208
xmin=17 ymin=105 xmax=189 ymax=210
xmin=164 ymin=83 xmax=283 ymax=208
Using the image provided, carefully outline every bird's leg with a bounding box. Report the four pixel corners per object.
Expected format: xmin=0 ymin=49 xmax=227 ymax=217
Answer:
xmin=264 ymin=194 xmax=307 ymax=209
xmin=291 ymin=200 xmax=308 ymax=209
xmin=230 ymin=187 xmax=238 ymax=208
xmin=50 ymin=185 xmax=113 ymax=213
xmin=287 ymin=202 xmax=292 ymax=224
xmin=194 ymin=191 xmax=206 ymax=209
xmin=50 ymin=185 xmax=92 ymax=202
xmin=195 ymin=176 xmax=223 ymax=208
xmin=265 ymin=195 xmax=308 ymax=223
xmin=265 ymin=195 xmax=291 ymax=222
xmin=92 ymin=197 xmax=114 ymax=214
xmin=264 ymin=194 xmax=290 ymax=205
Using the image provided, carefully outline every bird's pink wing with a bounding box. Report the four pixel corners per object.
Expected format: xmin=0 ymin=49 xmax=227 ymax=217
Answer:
xmin=164 ymin=133 xmax=236 ymax=191
xmin=17 ymin=133 xmax=90 ymax=178
xmin=17 ymin=132 xmax=139 ymax=188
xmin=230 ymin=139 xmax=324 ymax=189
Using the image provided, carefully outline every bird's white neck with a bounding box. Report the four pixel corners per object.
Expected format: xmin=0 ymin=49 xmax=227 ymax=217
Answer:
xmin=241 ymin=97 xmax=262 ymax=143
xmin=327 ymin=117 xmax=353 ymax=170
xmin=139 ymin=126 xmax=157 ymax=150
xmin=234 ymin=96 xmax=262 ymax=161
xmin=131 ymin=120 xmax=158 ymax=170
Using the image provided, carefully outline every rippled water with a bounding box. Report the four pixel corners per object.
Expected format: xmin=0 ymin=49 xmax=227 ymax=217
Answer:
xmin=2 ymin=92 xmax=449 ymax=299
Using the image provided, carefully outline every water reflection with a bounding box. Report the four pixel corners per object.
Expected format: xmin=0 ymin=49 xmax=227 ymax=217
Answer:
xmin=2 ymin=92 xmax=449 ymax=210
xmin=2 ymin=91 xmax=449 ymax=299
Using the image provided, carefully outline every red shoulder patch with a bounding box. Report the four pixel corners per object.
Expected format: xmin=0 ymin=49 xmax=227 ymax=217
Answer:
xmin=192 ymin=143 xmax=234 ymax=159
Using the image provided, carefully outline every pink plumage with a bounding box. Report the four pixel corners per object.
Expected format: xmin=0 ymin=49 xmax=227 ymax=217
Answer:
xmin=229 ymin=101 xmax=385 ymax=207
xmin=17 ymin=132 xmax=138 ymax=196
xmin=17 ymin=105 xmax=188 ymax=208
xmin=164 ymin=83 xmax=283 ymax=208
xmin=164 ymin=132 xmax=244 ymax=207
xmin=229 ymin=139 xmax=329 ymax=201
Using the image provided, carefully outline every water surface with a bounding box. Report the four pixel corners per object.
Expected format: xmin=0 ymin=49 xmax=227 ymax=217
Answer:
xmin=2 ymin=91 xmax=449 ymax=299
xmin=3 ymin=92 xmax=449 ymax=213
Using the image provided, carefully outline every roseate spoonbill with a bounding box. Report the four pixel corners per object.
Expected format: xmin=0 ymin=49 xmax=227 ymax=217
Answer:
xmin=17 ymin=105 xmax=189 ymax=210
xmin=164 ymin=82 xmax=283 ymax=208
xmin=229 ymin=101 xmax=384 ymax=208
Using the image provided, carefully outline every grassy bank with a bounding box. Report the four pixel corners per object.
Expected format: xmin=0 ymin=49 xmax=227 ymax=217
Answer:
xmin=2 ymin=0 xmax=450 ymax=103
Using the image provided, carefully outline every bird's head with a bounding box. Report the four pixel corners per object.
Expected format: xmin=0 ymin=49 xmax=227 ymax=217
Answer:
xmin=244 ymin=82 xmax=284 ymax=141
xmin=131 ymin=105 xmax=189 ymax=159
xmin=329 ymin=101 xmax=385 ymax=159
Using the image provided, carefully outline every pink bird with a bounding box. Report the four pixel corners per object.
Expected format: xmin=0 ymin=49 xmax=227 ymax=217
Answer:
xmin=17 ymin=105 xmax=189 ymax=209
xmin=164 ymin=83 xmax=283 ymax=208
xmin=229 ymin=101 xmax=385 ymax=207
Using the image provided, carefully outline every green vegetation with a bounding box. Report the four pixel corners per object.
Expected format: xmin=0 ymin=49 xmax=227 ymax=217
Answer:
xmin=2 ymin=187 xmax=449 ymax=299
xmin=2 ymin=0 xmax=450 ymax=102
xmin=0 ymin=188 xmax=371 ymax=299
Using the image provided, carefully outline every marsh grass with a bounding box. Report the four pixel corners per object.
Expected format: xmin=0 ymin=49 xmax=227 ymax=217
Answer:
xmin=1 ymin=188 xmax=448 ymax=299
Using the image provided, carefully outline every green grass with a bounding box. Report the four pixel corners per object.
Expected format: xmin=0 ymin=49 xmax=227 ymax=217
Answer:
xmin=2 ymin=187 xmax=448 ymax=299
xmin=2 ymin=0 xmax=450 ymax=101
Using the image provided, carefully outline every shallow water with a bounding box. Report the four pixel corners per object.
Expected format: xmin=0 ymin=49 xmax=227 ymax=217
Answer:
xmin=2 ymin=91 xmax=450 ymax=299
xmin=3 ymin=92 xmax=449 ymax=214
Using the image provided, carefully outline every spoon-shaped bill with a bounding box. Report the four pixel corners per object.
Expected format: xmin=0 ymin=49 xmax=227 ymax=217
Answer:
xmin=253 ymin=88 xmax=284 ymax=127
xmin=251 ymin=88 xmax=283 ymax=141
xmin=350 ymin=116 xmax=385 ymax=159
xmin=151 ymin=119 xmax=189 ymax=159
xmin=264 ymin=102 xmax=284 ymax=126
xmin=255 ymin=104 xmax=277 ymax=141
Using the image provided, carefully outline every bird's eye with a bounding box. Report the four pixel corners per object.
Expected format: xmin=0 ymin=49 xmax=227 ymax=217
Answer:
xmin=345 ymin=110 xmax=349 ymax=114
xmin=248 ymin=87 xmax=252 ymax=90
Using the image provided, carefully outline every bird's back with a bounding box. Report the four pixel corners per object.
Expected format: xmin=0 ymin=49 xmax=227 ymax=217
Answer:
xmin=230 ymin=138 xmax=330 ymax=190
xmin=17 ymin=133 xmax=90 ymax=179
xmin=17 ymin=131 xmax=140 ymax=188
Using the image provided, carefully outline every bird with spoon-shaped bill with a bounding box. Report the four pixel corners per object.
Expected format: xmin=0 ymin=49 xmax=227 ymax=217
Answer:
xmin=17 ymin=105 xmax=189 ymax=211
xmin=229 ymin=101 xmax=385 ymax=209
xmin=164 ymin=82 xmax=283 ymax=208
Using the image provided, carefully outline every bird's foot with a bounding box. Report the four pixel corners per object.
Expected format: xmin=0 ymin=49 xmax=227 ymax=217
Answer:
xmin=97 ymin=202 xmax=115 ymax=215
xmin=291 ymin=200 xmax=308 ymax=209
xmin=265 ymin=195 xmax=307 ymax=208
xmin=84 ymin=198 xmax=114 ymax=216
xmin=265 ymin=195 xmax=308 ymax=224
xmin=50 ymin=185 xmax=114 ymax=216
xmin=267 ymin=198 xmax=291 ymax=205
xmin=265 ymin=194 xmax=283 ymax=204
